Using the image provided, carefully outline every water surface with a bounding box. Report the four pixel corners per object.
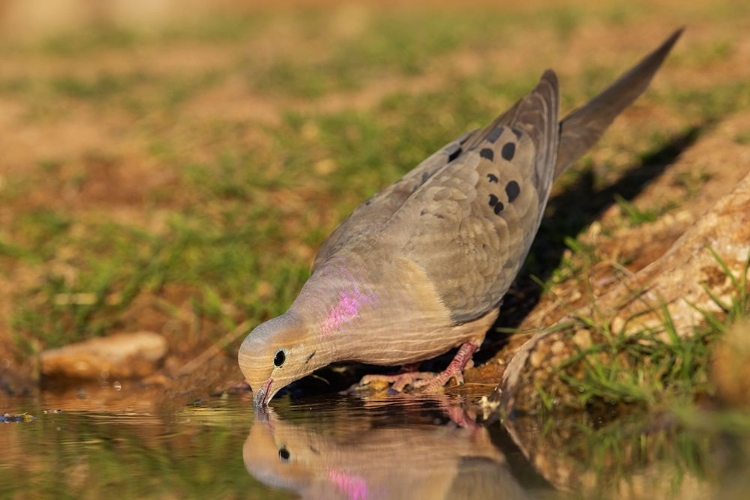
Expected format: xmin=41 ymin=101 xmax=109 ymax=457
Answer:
xmin=2 ymin=391 xmax=749 ymax=499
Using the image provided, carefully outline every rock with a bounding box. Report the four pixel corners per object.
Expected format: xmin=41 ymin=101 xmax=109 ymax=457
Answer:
xmin=40 ymin=331 xmax=168 ymax=385
xmin=501 ymin=170 xmax=750 ymax=413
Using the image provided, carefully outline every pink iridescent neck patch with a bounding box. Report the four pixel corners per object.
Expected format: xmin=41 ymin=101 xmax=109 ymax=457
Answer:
xmin=319 ymin=287 xmax=374 ymax=337
xmin=327 ymin=468 xmax=369 ymax=500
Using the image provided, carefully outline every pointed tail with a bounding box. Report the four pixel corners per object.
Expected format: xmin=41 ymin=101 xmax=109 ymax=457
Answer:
xmin=554 ymin=28 xmax=684 ymax=179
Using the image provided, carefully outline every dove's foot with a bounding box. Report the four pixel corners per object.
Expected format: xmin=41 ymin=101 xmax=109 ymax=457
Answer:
xmin=360 ymin=371 xmax=437 ymax=392
xmin=359 ymin=341 xmax=480 ymax=393
xmin=421 ymin=341 xmax=479 ymax=393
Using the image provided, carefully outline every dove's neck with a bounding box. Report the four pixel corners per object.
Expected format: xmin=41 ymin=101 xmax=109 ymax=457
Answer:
xmin=289 ymin=260 xmax=379 ymax=363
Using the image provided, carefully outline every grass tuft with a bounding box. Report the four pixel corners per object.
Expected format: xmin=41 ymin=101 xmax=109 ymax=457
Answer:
xmin=552 ymin=249 xmax=750 ymax=411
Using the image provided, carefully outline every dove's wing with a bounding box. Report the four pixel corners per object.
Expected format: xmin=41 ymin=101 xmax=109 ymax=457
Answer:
xmin=389 ymin=71 xmax=560 ymax=323
xmin=554 ymin=28 xmax=683 ymax=178
xmin=311 ymin=30 xmax=680 ymax=322
xmin=312 ymin=130 xmax=479 ymax=271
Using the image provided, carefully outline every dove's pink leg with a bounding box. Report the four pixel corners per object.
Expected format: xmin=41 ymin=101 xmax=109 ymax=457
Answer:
xmin=360 ymin=341 xmax=479 ymax=392
xmin=418 ymin=341 xmax=479 ymax=391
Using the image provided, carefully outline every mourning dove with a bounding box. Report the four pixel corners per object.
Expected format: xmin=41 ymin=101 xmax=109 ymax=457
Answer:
xmin=239 ymin=28 xmax=683 ymax=407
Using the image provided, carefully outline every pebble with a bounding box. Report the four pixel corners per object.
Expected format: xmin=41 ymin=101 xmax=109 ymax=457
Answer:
xmin=40 ymin=331 xmax=167 ymax=384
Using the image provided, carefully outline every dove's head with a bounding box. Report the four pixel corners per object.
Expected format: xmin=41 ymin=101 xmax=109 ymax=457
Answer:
xmin=239 ymin=312 xmax=324 ymax=407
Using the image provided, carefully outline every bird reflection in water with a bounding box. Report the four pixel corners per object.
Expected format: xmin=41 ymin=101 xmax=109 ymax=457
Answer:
xmin=242 ymin=397 xmax=531 ymax=500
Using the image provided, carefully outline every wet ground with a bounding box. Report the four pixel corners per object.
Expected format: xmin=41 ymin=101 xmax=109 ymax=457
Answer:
xmin=3 ymin=390 xmax=750 ymax=499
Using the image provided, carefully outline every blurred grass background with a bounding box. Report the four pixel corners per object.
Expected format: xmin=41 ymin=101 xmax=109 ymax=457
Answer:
xmin=0 ymin=0 xmax=748 ymax=385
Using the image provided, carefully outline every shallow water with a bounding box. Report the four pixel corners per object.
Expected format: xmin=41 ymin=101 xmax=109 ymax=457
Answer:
xmin=2 ymin=391 xmax=750 ymax=499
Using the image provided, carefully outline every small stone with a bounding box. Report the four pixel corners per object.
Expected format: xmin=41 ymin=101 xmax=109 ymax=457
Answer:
xmin=529 ymin=349 xmax=544 ymax=368
xmin=611 ymin=316 xmax=625 ymax=334
xmin=550 ymin=340 xmax=565 ymax=354
xmin=573 ymin=329 xmax=592 ymax=349
xmin=41 ymin=331 xmax=168 ymax=385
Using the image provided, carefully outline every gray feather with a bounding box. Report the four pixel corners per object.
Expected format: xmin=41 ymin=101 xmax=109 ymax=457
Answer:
xmin=390 ymin=71 xmax=560 ymax=322
xmin=313 ymin=130 xmax=478 ymax=271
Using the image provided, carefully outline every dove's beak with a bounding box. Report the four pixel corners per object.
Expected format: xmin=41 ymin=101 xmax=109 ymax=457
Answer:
xmin=253 ymin=378 xmax=274 ymax=407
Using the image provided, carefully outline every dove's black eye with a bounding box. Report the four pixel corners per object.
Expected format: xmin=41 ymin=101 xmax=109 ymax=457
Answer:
xmin=279 ymin=447 xmax=290 ymax=462
xmin=274 ymin=349 xmax=286 ymax=367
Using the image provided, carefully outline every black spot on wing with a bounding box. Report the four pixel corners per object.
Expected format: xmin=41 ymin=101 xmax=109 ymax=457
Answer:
xmin=486 ymin=127 xmax=503 ymax=143
xmin=487 ymin=173 xmax=498 ymax=183
xmin=510 ymin=127 xmax=522 ymax=140
xmin=447 ymin=146 xmax=462 ymax=162
xmin=501 ymin=142 xmax=516 ymax=161
xmin=487 ymin=194 xmax=504 ymax=215
xmin=505 ymin=180 xmax=520 ymax=202
xmin=479 ymin=148 xmax=494 ymax=161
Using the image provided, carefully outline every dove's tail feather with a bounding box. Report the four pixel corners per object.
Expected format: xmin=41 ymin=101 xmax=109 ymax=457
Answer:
xmin=554 ymin=28 xmax=684 ymax=179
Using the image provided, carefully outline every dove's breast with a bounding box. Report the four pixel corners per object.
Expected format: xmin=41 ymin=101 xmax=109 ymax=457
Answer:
xmin=293 ymin=251 xmax=498 ymax=366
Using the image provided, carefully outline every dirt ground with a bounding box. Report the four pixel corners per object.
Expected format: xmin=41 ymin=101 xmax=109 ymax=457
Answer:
xmin=1 ymin=0 xmax=749 ymax=407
